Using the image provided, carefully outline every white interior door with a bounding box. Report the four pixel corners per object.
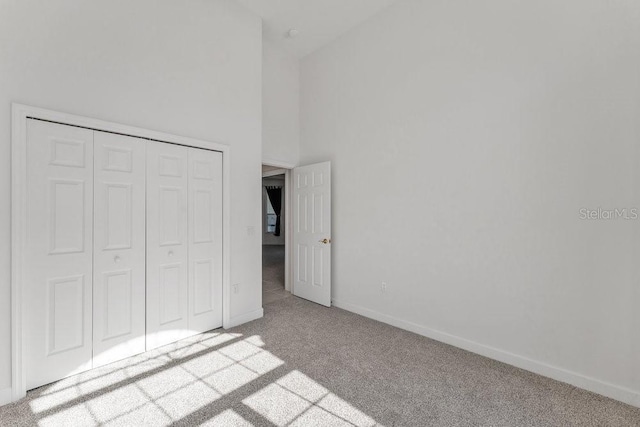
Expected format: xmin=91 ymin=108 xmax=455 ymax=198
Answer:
xmin=146 ymin=141 xmax=190 ymax=350
xmin=292 ymin=162 xmax=332 ymax=307
xmin=188 ymin=148 xmax=223 ymax=332
xmin=22 ymin=116 xmax=226 ymax=388
xmin=92 ymin=132 xmax=146 ymax=367
xmin=25 ymin=119 xmax=94 ymax=389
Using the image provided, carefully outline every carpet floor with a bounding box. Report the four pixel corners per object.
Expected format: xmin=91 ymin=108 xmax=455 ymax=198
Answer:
xmin=262 ymin=245 xmax=289 ymax=305
xmin=1 ymin=297 xmax=639 ymax=426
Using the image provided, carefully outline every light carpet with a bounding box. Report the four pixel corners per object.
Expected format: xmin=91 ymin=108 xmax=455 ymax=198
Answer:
xmin=1 ymin=296 xmax=639 ymax=426
xmin=262 ymin=245 xmax=289 ymax=305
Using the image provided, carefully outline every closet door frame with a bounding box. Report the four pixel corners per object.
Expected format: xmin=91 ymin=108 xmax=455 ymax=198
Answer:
xmin=10 ymin=103 xmax=231 ymax=402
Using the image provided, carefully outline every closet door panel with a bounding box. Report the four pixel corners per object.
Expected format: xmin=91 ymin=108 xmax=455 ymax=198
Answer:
xmin=188 ymin=148 xmax=223 ymax=332
xmin=146 ymin=141 xmax=190 ymax=350
xmin=93 ymin=132 xmax=146 ymax=367
xmin=25 ymin=119 xmax=94 ymax=390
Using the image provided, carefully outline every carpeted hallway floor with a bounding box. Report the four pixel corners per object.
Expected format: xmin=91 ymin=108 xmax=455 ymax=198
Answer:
xmin=1 ymin=297 xmax=639 ymax=426
xmin=262 ymin=245 xmax=289 ymax=305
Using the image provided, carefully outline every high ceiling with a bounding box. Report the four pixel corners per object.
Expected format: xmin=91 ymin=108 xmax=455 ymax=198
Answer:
xmin=236 ymin=0 xmax=397 ymax=58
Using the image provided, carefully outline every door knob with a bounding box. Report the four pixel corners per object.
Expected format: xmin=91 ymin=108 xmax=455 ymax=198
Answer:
xmin=114 ymin=255 xmax=121 ymax=263
xmin=319 ymin=238 xmax=331 ymax=244
xmin=168 ymin=251 xmax=174 ymax=257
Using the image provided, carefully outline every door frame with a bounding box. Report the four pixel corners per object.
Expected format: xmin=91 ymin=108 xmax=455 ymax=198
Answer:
xmin=261 ymin=160 xmax=295 ymax=294
xmin=11 ymin=103 xmax=232 ymax=402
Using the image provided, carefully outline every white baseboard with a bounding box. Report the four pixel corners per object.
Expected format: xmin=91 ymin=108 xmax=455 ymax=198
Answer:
xmin=332 ymin=299 xmax=640 ymax=408
xmin=0 ymin=387 xmax=12 ymax=406
xmin=226 ymin=308 xmax=264 ymax=329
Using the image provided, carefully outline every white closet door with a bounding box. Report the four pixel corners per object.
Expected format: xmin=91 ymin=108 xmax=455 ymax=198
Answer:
xmin=188 ymin=148 xmax=223 ymax=332
xmin=92 ymin=132 xmax=146 ymax=367
xmin=146 ymin=141 xmax=190 ymax=350
xmin=25 ymin=119 xmax=94 ymax=389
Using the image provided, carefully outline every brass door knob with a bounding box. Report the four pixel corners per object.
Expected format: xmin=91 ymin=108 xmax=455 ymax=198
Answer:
xmin=319 ymin=238 xmax=331 ymax=244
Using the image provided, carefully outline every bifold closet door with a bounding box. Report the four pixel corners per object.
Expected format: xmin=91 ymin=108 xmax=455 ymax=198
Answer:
xmin=24 ymin=120 xmax=224 ymax=385
xmin=92 ymin=132 xmax=146 ymax=367
xmin=146 ymin=142 xmax=223 ymax=350
xmin=25 ymin=119 xmax=94 ymax=390
xmin=146 ymin=141 xmax=190 ymax=349
xmin=188 ymin=148 xmax=223 ymax=332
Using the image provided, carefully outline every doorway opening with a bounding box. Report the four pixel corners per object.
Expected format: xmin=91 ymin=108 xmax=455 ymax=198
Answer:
xmin=260 ymin=160 xmax=332 ymax=308
xmin=262 ymin=164 xmax=291 ymax=305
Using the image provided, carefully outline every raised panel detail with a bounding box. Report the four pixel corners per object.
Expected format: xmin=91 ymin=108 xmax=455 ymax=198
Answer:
xmin=103 ymin=270 xmax=133 ymax=340
xmin=313 ymin=247 xmax=323 ymax=287
xmin=193 ymin=161 xmax=213 ymax=180
xmin=48 ymin=275 xmax=85 ymax=355
xmin=103 ymin=146 xmax=133 ymax=172
xmin=194 ymin=190 xmax=213 ymax=243
xmin=296 ymin=173 xmax=308 ymax=189
xmin=297 ymin=194 xmax=309 ymax=233
xmin=160 ymin=264 xmax=183 ymax=325
xmin=159 ymin=155 xmax=182 ymax=177
xmin=104 ymin=183 xmax=132 ymax=250
xmin=313 ymin=172 xmax=324 ymax=187
xmin=49 ymin=179 xmax=85 ymax=254
xmin=50 ymin=138 xmax=85 ymax=168
xmin=159 ymin=186 xmax=181 ymax=246
xmin=297 ymin=244 xmax=308 ymax=283
xmin=313 ymin=194 xmax=323 ymax=234
xmin=193 ymin=260 xmax=213 ymax=315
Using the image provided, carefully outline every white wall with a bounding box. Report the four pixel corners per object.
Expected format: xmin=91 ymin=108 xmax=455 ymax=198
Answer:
xmin=300 ymin=0 xmax=640 ymax=406
xmin=262 ymin=40 xmax=300 ymax=166
xmin=262 ymin=176 xmax=286 ymax=245
xmin=0 ymin=0 xmax=263 ymax=396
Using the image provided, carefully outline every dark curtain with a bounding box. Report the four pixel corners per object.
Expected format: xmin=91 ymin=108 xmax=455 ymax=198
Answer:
xmin=265 ymin=186 xmax=283 ymax=236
